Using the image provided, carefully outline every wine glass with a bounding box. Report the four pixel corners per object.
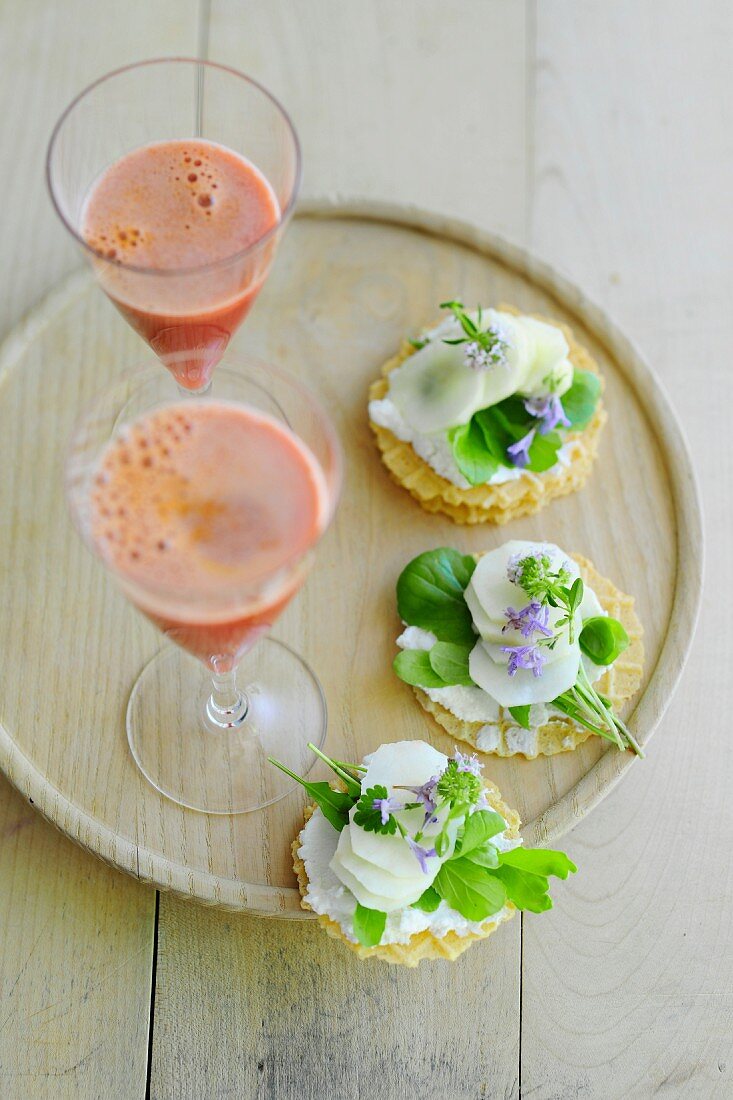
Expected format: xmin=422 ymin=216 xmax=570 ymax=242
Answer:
xmin=47 ymin=58 xmax=301 ymax=393
xmin=66 ymin=358 xmax=342 ymax=814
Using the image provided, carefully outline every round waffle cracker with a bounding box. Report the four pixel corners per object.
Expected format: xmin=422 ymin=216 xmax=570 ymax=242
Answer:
xmin=411 ymin=554 xmax=644 ymax=759
xmin=292 ymin=782 xmax=521 ymax=966
xmin=369 ymin=308 xmax=607 ymax=524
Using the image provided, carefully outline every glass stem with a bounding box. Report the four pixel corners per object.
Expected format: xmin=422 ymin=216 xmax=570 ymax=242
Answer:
xmin=205 ymin=666 xmax=249 ymax=730
xmin=176 ymin=380 xmax=212 ymax=399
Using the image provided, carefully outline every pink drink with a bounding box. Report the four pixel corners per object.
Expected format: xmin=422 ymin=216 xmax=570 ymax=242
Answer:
xmin=88 ymin=402 xmax=327 ymax=670
xmin=82 ymin=141 xmax=280 ymax=390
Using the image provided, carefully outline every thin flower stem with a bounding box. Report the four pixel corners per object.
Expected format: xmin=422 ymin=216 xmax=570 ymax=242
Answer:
xmin=579 ymin=671 xmax=623 ymax=743
xmin=267 ymin=756 xmax=309 ymax=788
xmin=552 ymin=696 xmax=618 ymax=743
xmin=331 ymin=759 xmax=367 ymax=772
xmin=575 ymin=667 xmax=643 ymax=756
xmin=306 ymin=742 xmax=362 ymax=795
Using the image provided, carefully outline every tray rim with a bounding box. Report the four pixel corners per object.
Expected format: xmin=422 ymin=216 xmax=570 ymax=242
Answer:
xmin=0 ymin=197 xmax=704 ymax=914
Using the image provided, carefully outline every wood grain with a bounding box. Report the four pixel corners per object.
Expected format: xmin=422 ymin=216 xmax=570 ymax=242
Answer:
xmin=150 ymin=898 xmax=520 ymax=1100
xmin=0 ymin=791 xmax=153 ymax=1098
xmin=0 ymin=1 xmax=198 ymax=1096
xmin=0 ymin=204 xmax=699 ymax=916
xmin=152 ymin=8 xmax=532 ymax=1095
xmin=207 ymin=0 xmax=529 ymax=240
xmin=521 ymin=2 xmax=733 ymax=1095
xmin=0 ymin=2 xmax=728 ymax=1097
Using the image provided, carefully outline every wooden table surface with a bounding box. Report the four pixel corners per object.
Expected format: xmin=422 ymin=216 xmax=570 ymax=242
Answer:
xmin=0 ymin=2 xmax=729 ymax=1097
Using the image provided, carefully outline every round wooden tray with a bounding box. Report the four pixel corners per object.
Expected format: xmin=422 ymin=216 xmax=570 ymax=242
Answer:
xmin=0 ymin=200 xmax=702 ymax=915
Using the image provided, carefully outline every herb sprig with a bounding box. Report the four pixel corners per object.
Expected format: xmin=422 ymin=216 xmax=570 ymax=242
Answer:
xmin=269 ymin=745 xmax=577 ymax=946
xmin=439 ymin=300 xmax=510 ymax=372
xmin=406 ymin=301 xmax=601 ymax=486
xmin=393 ymin=547 xmax=642 ymax=755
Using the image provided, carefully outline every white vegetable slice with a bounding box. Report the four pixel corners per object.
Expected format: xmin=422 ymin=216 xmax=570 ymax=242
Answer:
xmin=465 ymin=540 xmax=579 ymax=626
xmin=469 ymin=637 xmax=580 ymax=707
xmin=477 ymin=310 xmax=532 ymax=407
xmin=349 ymin=804 xmax=457 ymax=874
xmin=579 ymin=586 xmax=605 ymax=620
xmin=387 ymin=341 xmax=487 ymax=433
xmin=481 ymin=617 xmax=578 ymax=666
xmin=332 ymin=828 xmax=430 ymax=905
xmin=517 ymin=317 xmax=572 ymax=398
xmin=329 ymin=855 xmax=425 ymax=912
xmin=363 ymin=741 xmax=447 ymax=791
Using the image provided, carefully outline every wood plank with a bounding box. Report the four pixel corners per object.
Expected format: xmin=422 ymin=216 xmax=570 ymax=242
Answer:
xmin=206 ymin=0 xmax=529 ymax=240
xmin=522 ymin=2 xmax=733 ymax=1095
xmin=0 ymin=1 xmax=198 ymax=1095
xmin=0 ymin=784 xmax=154 ymax=1098
xmin=149 ymin=899 xmax=520 ymax=1100
xmin=149 ymin=3 xmax=529 ymax=1097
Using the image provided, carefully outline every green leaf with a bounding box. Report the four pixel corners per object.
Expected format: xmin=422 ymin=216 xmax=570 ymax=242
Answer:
xmin=307 ymin=743 xmax=362 ymax=798
xmin=500 ymin=847 xmax=577 ymax=879
xmin=457 ymin=810 xmax=506 ymax=857
xmin=353 ymin=903 xmax=387 ymax=947
xmin=353 ymin=785 xmax=398 ymax=835
xmin=477 ymin=399 xmax=562 ymax=473
xmin=474 ymin=408 xmax=514 ymax=462
xmin=448 ymin=420 xmax=501 ymax=486
xmin=396 ymin=548 xmax=477 ymax=644
xmin=429 ymin=641 xmax=474 ymax=686
xmin=562 ymin=369 xmax=601 ymax=429
xmin=393 ymin=649 xmax=447 ymax=688
xmin=492 ymin=865 xmax=553 ymax=913
xmin=580 ymin=616 xmax=629 ymax=666
xmin=434 ymin=857 xmax=507 ymax=921
xmin=303 ymin=783 xmax=354 ymax=832
xmin=411 ymin=886 xmax=442 ymax=912
xmin=508 ymin=704 xmax=531 ymax=730
xmin=526 ymin=429 xmax=562 ymax=473
xmin=568 ymin=577 xmax=585 ymax=613
xmin=478 ymin=402 xmax=522 ymax=451
xmin=464 ymin=844 xmax=500 ymax=869
xmin=494 ymin=846 xmax=576 ymax=913
xmin=268 ymin=758 xmax=355 ymax=832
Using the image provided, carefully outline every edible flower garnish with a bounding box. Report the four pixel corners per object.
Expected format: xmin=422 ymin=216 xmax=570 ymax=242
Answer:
xmin=506 ymin=428 xmax=536 ymax=467
xmin=270 ymin=743 xmax=578 ymax=947
xmin=439 ymin=300 xmax=509 ymax=372
xmin=524 ymin=393 xmax=571 ymax=434
xmin=505 ymin=550 xmax=642 ymax=752
xmin=419 ymin=302 xmax=602 ymax=486
xmin=372 ymin=793 xmax=403 ymax=826
xmin=393 ymin=545 xmax=644 ymax=756
xmin=503 ymin=601 xmax=553 ymax=638
xmin=501 ymin=643 xmax=546 ymax=678
xmin=406 ymin=839 xmax=438 ymax=874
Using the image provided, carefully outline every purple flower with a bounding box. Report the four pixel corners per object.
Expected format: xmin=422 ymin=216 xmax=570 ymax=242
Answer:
xmin=371 ymin=795 xmax=403 ymax=826
xmin=524 ymin=394 xmax=571 ymax=434
xmin=406 ymin=776 xmax=439 ymax=815
xmin=452 ymin=750 xmax=483 ymax=777
xmin=503 ymin=601 xmax=553 ymax=639
xmin=501 ymin=644 xmax=546 ymax=678
xmin=507 ymin=428 xmax=536 ymax=467
xmin=407 ymin=838 xmax=438 ymax=874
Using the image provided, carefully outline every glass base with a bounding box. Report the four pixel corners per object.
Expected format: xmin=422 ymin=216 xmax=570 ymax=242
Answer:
xmin=126 ymin=639 xmax=327 ymax=814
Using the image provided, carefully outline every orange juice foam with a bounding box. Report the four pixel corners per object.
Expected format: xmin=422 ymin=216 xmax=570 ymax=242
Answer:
xmin=90 ymin=401 xmax=327 ymax=668
xmin=82 ymin=140 xmax=280 ymax=389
